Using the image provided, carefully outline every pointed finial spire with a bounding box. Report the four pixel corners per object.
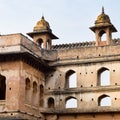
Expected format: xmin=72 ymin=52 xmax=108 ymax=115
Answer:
xmin=41 ymin=15 xmax=44 ymax=20
xmin=102 ymin=6 xmax=104 ymax=14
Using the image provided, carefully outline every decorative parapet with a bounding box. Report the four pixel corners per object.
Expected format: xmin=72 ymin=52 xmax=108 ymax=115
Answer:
xmin=112 ymin=38 xmax=120 ymax=45
xmin=52 ymin=38 xmax=120 ymax=50
xmin=52 ymin=41 xmax=95 ymax=50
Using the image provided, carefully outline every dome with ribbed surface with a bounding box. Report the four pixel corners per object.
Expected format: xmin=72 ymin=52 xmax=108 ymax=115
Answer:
xmin=95 ymin=7 xmax=111 ymax=25
xmin=34 ymin=16 xmax=51 ymax=32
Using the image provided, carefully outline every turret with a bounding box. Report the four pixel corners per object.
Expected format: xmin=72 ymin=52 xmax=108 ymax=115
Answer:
xmin=27 ymin=16 xmax=58 ymax=49
xmin=90 ymin=7 xmax=117 ymax=46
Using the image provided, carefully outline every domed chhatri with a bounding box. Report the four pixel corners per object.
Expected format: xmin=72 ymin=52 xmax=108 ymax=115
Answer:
xmin=90 ymin=7 xmax=117 ymax=46
xmin=34 ymin=16 xmax=51 ymax=32
xmin=90 ymin=7 xmax=117 ymax=33
xmin=27 ymin=16 xmax=58 ymax=50
xmin=95 ymin=7 xmax=111 ymax=25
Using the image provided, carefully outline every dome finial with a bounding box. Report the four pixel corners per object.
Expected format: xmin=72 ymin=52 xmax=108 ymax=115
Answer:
xmin=41 ymin=15 xmax=44 ymax=20
xmin=102 ymin=6 xmax=104 ymax=14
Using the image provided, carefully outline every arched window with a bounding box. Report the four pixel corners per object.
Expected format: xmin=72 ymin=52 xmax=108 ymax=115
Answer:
xmin=33 ymin=81 xmax=38 ymax=106
xmin=48 ymin=97 xmax=54 ymax=108
xmin=0 ymin=74 xmax=6 ymax=100
xmin=25 ymin=78 xmax=31 ymax=103
xmin=65 ymin=70 xmax=77 ymax=88
xmin=39 ymin=84 xmax=44 ymax=107
xmin=97 ymin=67 xmax=110 ymax=86
xmin=99 ymin=30 xmax=106 ymax=41
xmin=37 ymin=38 xmax=43 ymax=48
xmin=98 ymin=95 xmax=111 ymax=106
xmin=65 ymin=97 xmax=77 ymax=108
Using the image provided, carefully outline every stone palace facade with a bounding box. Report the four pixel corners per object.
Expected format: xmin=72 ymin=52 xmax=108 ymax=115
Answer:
xmin=0 ymin=8 xmax=120 ymax=120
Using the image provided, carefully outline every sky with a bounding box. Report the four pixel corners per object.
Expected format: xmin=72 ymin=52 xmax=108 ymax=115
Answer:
xmin=0 ymin=0 xmax=120 ymax=45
